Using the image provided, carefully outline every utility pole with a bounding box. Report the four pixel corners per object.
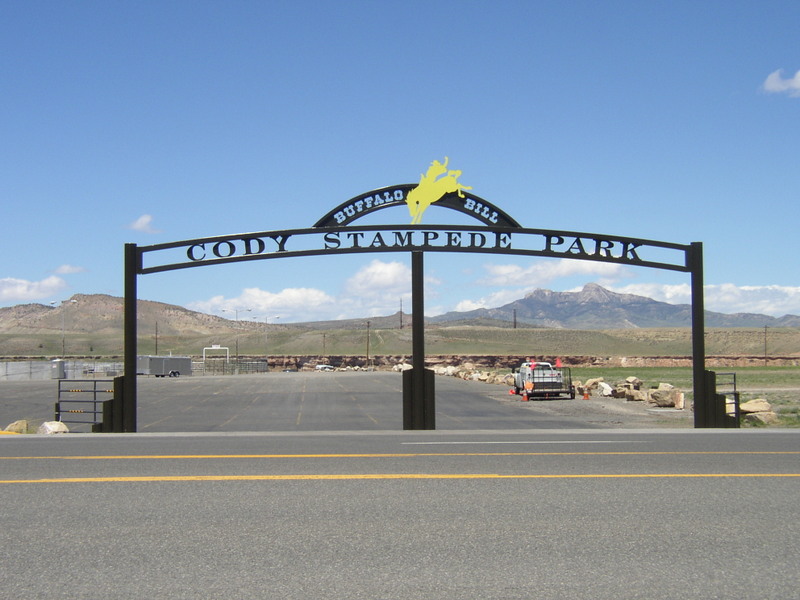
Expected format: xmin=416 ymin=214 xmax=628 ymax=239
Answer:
xmin=263 ymin=315 xmax=279 ymax=371
xmin=366 ymin=320 xmax=371 ymax=367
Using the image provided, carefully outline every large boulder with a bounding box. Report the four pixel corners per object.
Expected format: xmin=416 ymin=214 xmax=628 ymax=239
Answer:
xmin=37 ymin=421 xmax=69 ymax=435
xmin=584 ymin=377 xmax=605 ymax=390
xmin=598 ymin=382 xmax=614 ymax=397
xmin=4 ymin=420 xmax=29 ymax=434
xmin=625 ymin=376 xmax=643 ymax=388
xmin=739 ymin=399 xmax=772 ymax=414
xmin=624 ymin=389 xmax=648 ymax=402
xmin=744 ymin=412 xmax=778 ymax=425
xmin=649 ymin=388 xmax=678 ymax=407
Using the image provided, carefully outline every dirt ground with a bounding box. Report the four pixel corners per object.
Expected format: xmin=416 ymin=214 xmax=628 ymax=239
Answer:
xmin=493 ymin=386 xmax=800 ymax=428
xmin=495 ymin=392 xmax=695 ymax=428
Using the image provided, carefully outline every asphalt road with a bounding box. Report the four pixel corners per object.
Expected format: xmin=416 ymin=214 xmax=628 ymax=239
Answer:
xmin=2 ymin=429 xmax=799 ymax=598
xmin=1 ymin=372 xmax=602 ymax=432
xmin=2 ymin=374 xmax=799 ymax=599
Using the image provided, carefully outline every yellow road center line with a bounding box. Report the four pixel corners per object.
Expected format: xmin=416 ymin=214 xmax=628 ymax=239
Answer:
xmin=1 ymin=473 xmax=798 ymax=484
xmin=2 ymin=451 xmax=799 ymax=461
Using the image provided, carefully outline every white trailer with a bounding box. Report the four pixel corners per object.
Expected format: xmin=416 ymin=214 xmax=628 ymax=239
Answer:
xmin=137 ymin=355 xmax=192 ymax=377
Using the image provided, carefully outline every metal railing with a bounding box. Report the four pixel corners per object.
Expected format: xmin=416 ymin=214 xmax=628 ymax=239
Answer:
xmin=194 ymin=359 xmax=269 ymax=375
xmin=55 ymin=379 xmax=114 ymax=431
xmin=715 ymin=371 xmax=741 ymax=426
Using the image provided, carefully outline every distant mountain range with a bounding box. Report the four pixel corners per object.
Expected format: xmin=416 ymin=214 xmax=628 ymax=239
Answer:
xmin=428 ymin=283 xmax=800 ymax=329
xmin=1 ymin=284 xmax=798 ymax=335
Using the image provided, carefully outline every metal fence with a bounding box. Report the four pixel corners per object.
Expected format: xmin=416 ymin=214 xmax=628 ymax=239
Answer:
xmin=55 ymin=379 xmax=115 ymax=431
xmin=192 ymin=359 xmax=269 ymax=375
xmin=0 ymin=360 xmax=123 ymax=381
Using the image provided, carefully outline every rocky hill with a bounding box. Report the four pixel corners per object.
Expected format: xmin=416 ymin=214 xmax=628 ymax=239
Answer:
xmin=1 ymin=285 xmax=798 ymax=339
xmin=429 ymin=283 xmax=800 ymax=329
xmin=0 ymin=294 xmax=239 ymax=336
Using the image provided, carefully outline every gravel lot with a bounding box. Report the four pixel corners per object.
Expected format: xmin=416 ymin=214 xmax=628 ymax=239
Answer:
xmin=493 ymin=392 xmax=695 ymax=428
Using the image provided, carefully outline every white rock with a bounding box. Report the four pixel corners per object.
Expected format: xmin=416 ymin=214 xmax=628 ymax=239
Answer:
xmin=38 ymin=421 xmax=69 ymax=435
xmin=584 ymin=377 xmax=604 ymax=390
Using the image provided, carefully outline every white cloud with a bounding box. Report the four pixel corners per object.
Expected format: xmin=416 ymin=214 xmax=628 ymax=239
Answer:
xmin=0 ymin=276 xmax=68 ymax=302
xmin=186 ymin=259 xmax=443 ymax=322
xmin=343 ymin=259 xmax=442 ymax=317
xmin=704 ymin=284 xmax=800 ymax=316
xmin=185 ymin=252 xmax=800 ymax=322
xmin=188 ymin=287 xmax=337 ymax=322
xmin=345 ymin=259 xmax=411 ymax=297
xmin=477 ymin=259 xmax=629 ymax=287
xmin=762 ymin=69 xmax=800 ymax=97
xmin=454 ymin=289 xmax=527 ymax=312
xmin=602 ymin=283 xmax=692 ymax=304
xmin=606 ymin=283 xmax=800 ymax=317
xmin=128 ymin=214 xmax=162 ymax=234
xmin=54 ymin=264 xmax=86 ymax=275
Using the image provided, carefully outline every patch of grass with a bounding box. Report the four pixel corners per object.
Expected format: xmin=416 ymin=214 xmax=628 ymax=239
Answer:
xmin=775 ymin=406 xmax=800 ymax=428
xmin=570 ymin=367 xmax=695 ymax=389
xmin=570 ymin=366 xmax=800 ymax=390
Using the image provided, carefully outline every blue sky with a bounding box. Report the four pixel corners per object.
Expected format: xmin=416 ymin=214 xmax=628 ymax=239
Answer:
xmin=2 ymin=0 xmax=799 ymax=324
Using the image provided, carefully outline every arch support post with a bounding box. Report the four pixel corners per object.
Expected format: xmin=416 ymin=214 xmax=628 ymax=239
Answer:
xmin=689 ymin=242 xmax=707 ymax=427
xmin=123 ymin=243 xmax=138 ymax=432
xmin=403 ymin=251 xmax=435 ymax=430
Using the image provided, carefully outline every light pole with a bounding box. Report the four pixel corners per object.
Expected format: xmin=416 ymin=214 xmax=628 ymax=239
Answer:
xmin=221 ymin=307 xmax=251 ymax=325
xmin=51 ymin=298 xmax=77 ymax=357
xmin=221 ymin=307 xmax=251 ymax=361
xmin=265 ymin=315 xmax=279 ymax=371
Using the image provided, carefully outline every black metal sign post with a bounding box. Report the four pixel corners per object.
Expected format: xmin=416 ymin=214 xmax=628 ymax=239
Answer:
xmin=121 ymin=186 xmax=708 ymax=432
xmin=405 ymin=251 xmax=434 ymax=429
xmin=689 ymin=242 xmax=708 ymax=427
xmin=123 ymin=243 xmax=138 ymax=433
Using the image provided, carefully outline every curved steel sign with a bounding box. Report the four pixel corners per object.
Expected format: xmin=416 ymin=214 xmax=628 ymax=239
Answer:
xmin=122 ymin=158 xmax=709 ymax=432
xmin=137 ymin=224 xmax=692 ymax=275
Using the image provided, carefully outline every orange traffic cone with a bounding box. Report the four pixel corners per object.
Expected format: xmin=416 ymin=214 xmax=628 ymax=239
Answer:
xmin=583 ymin=390 xmax=590 ymax=400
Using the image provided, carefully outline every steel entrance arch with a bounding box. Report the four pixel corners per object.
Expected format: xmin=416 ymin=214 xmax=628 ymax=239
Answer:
xmin=122 ymin=187 xmax=707 ymax=432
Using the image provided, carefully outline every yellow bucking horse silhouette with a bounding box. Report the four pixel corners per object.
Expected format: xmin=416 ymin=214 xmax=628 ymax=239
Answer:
xmin=406 ymin=157 xmax=472 ymax=224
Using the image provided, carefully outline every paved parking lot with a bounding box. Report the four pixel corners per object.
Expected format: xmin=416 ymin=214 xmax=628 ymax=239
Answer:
xmin=1 ymin=371 xmax=604 ymax=432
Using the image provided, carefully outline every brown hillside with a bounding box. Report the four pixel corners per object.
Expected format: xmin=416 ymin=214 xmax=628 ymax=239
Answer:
xmin=0 ymin=294 xmax=240 ymax=336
